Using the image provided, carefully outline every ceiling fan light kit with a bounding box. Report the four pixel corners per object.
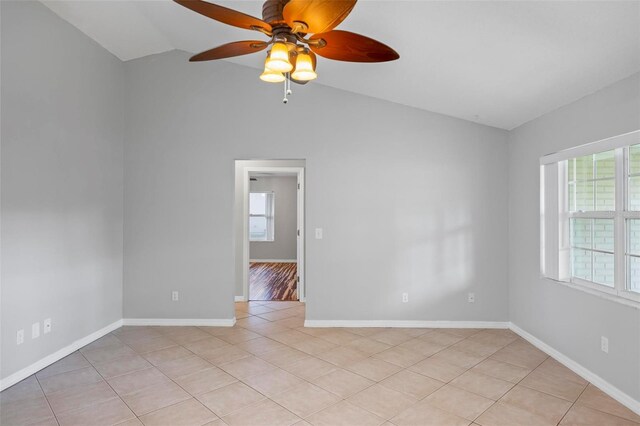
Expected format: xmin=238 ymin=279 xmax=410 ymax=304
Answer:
xmin=266 ymin=41 xmax=293 ymax=72
xmin=175 ymin=0 xmax=399 ymax=103
xmin=291 ymin=50 xmax=317 ymax=81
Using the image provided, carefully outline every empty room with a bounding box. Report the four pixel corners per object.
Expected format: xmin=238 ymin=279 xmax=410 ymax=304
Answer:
xmin=1 ymin=1 xmax=639 ymax=425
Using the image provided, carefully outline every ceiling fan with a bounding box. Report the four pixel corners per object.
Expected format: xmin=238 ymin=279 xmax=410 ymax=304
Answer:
xmin=174 ymin=0 xmax=399 ymax=101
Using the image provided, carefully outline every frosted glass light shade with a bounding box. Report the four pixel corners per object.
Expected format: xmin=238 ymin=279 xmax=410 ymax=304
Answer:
xmin=291 ymin=52 xmax=317 ymax=81
xmin=260 ymin=57 xmax=286 ymax=83
xmin=266 ymin=42 xmax=293 ymax=72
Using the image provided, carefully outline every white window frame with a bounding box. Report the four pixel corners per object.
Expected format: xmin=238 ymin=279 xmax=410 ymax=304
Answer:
xmin=249 ymin=191 xmax=275 ymax=242
xmin=540 ymin=130 xmax=640 ymax=307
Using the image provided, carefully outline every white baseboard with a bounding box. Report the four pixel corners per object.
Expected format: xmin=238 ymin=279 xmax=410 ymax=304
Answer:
xmin=509 ymin=322 xmax=640 ymax=416
xmin=122 ymin=318 xmax=236 ymax=327
xmin=249 ymin=259 xmax=297 ymax=263
xmin=235 ymin=296 xmax=247 ymax=302
xmin=304 ymin=320 xmax=510 ymax=329
xmin=0 ymin=319 xmax=122 ymax=392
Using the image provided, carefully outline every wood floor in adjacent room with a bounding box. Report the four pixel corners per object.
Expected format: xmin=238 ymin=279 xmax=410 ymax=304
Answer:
xmin=2 ymin=301 xmax=639 ymax=426
xmin=249 ymin=262 xmax=297 ymax=301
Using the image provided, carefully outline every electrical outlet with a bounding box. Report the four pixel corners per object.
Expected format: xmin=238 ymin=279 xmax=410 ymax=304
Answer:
xmin=402 ymin=292 xmax=409 ymax=303
xmin=17 ymin=329 xmax=24 ymax=345
xmin=172 ymin=291 xmax=179 ymax=302
xmin=32 ymin=322 xmax=40 ymax=339
xmin=44 ymin=318 xmax=52 ymax=334
xmin=468 ymin=293 xmax=475 ymax=303
xmin=315 ymin=228 xmax=323 ymax=239
xmin=601 ymin=336 xmax=609 ymax=353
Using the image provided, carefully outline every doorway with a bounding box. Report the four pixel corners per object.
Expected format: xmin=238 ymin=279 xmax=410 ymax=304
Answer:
xmin=248 ymin=172 xmax=299 ymax=301
xmin=235 ymin=162 xmax=305 ymax=303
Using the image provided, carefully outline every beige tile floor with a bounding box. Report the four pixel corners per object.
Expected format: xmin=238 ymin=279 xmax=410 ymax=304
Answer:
xmin=2 ymin=301 xmax=639 ymax=426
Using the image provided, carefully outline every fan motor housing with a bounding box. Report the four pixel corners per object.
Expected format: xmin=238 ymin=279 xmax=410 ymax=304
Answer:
xmin=262 ymin=0 xmax=289 ymax=25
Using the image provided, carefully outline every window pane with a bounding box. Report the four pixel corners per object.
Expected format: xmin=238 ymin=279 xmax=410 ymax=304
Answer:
xmin=572 ymin=249 xmax=592 ymax=282
xmin=571 ymin=218 xmax=592 ymax=249
xmin=627 ymin=219 xmax=640 ymax=293
xmin=575 ymin=155 xmax=593 ymax=181
xmin=567 ymin=159 xmax=575 ymax=182
xmin=250 ymin=193 xmax=266 ymax=215
xmin=629 ymin=176 xmax=640 ymax=211
xmin=627 ymin=256 xmax=640 ymax=293
xmin=568 ymin=182 xmax=575 ymax=212
xmin=593 ymin=219 xmax=614 ymax=252
xmin=594 ymin=150 xmax=614 ymax=179
xmin=593 ymin=252 xmax=614 ymax=287
xmin=249 ymin=216 xmax=267 ymax=240
xmin=630 ymin=144 xmax=640 ymax=175
xmin=628 ymin=219 xmax=640 ymax=255
xmin=594 ymin=179 xmax=614 ymax=211
xmin=575 ymin=180 xmax=594 ymax=211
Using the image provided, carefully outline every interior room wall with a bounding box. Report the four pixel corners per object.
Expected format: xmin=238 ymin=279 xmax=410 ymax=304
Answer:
xmin=1 ymin=1 xmax=124 ymax=383
xmin=249 ymin=176 xmax=298 ymax=261
xmin=508 ymin=72 xmax=640 ymax=401
xmin=123 ymin=50 xmax=510 ymax=322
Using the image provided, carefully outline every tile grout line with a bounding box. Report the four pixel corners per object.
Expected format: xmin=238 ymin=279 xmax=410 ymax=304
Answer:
xmin=556 ymin=384 xmax=590 ymax=426
xmin=110 ymin=329 xmax=225 ymax=422
xmin=33 ymin=374 xmax=61 ymax=426
xmin=80 ymin=336 xmax=152 ymax=424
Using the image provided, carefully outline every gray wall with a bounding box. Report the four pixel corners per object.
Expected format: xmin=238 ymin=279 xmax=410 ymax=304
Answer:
xmin=508 ymin=72 xmax=640 ymax=400
xmin=250 ymin=176 xmax=298 ymax=261
xmin=1 ymin=1 xmax=124 ymax=380
xmin=123 ymin=50 xmax=510 ymax=322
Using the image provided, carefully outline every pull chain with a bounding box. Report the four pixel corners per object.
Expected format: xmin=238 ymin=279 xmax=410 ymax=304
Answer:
xmin=283 ymin=73 xmax=292 ymax=104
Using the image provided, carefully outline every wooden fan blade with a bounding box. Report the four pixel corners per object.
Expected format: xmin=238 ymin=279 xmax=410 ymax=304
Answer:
xmin=283 ymin=0 xmax=356 ymax=34
xmin=310 ymin=30 xmax=399 ymax=62
xmin=189 ymin=40 xmax=268 ymax=61
xmin=175 ymin=0 xmax=271 ymax=33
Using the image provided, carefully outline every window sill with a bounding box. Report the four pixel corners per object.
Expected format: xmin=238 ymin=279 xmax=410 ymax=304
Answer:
xmin=542 ymin=276 xmax=640 ymax=309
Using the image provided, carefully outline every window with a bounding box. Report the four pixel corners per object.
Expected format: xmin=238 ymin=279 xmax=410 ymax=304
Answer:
xmin=540 ymin=130 xmax=640 ymax=305
xmin=249 ymin=192 xmax=274 ymax=241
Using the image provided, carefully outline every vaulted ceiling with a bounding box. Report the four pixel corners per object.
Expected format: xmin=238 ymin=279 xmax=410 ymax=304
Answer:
xmin=42 ymin=0 xmax=640 ymax=130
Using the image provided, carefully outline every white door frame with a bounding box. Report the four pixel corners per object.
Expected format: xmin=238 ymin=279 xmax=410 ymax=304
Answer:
xmin=242 ymin=166 xmax=305 ymax=302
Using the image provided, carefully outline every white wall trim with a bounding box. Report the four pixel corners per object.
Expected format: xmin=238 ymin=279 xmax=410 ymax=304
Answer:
xmin=0 ymin=319 xmax=123 ymax=392
xmin=122 ymin=318 xmax=236 ymax=327
xmin=304 ymin=320 xmax=510 ymax=329
xmin=540 ymin=130 xmax=640 ymax=165
xmin=234 ymin=296 xmax=247 ymax=302
xmin=509 ymin=322 xmax=640 ymax=416
xmin=542 ymin=277 xmax=640 ymax=309
xmin=249 ymin=259 xmax=297 ymax=263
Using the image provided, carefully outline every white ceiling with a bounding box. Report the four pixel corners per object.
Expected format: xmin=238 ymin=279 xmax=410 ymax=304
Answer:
xmin=41 ymin=0 xmax=640 ymax=130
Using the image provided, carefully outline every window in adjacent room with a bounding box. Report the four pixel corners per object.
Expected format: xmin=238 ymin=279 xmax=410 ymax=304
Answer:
xmin=249 ymin=192 xmax=275 ymax=241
